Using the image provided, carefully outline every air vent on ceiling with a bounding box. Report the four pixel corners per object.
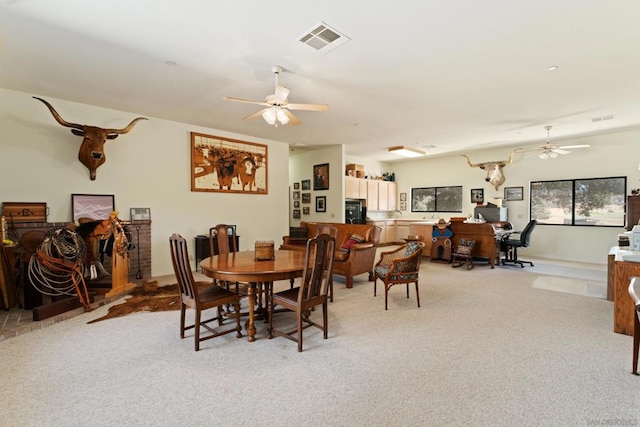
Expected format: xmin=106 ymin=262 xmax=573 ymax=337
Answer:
xmin=299 ymin=22 xmax=350 ymax=54
xmin=591 ymin=114 xmax=615 ymax=123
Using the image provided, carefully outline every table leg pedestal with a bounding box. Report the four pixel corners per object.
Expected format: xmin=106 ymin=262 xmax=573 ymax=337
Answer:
xmin=246 ymin=283 xmax=257 ymax=342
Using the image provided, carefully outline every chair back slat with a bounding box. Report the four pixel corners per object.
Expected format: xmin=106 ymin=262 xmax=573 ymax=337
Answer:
xmin=169 ymin=233 xmax=198 ymax=302
xmin=209 ymin=224 xmax=238 ymax=256
xmin=300 ymin=234 xmax=335 ymax=304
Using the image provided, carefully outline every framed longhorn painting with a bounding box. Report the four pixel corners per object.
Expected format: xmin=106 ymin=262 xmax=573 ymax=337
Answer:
xmin=191 ymin=132 xmax=268 ymax=194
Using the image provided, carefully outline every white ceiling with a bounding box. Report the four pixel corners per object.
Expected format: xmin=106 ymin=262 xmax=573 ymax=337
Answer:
xmin=2 ymin=0 xmax=640 ymax=162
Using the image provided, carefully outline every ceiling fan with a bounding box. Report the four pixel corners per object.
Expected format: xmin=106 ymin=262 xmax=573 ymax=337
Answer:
xmin=529 ymin=125 xmax=590 ymax=159
xmin=223 ymin=65 xmax=329 ymax=127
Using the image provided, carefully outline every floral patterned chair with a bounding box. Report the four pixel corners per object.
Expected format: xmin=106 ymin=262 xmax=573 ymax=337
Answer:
xmin=373 ymin=241 xmax=425 ymax=310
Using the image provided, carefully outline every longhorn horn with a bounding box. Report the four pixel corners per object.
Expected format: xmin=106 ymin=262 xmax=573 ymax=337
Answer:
xmin=33 ymin=96 xmax=83 ymax=130
xmin=504 ymin=148 xmax=523 ymax=165
xmin=461 ymin=154 xmax=483 ymax=168
xmin=102 ymin=117 xmax=148 ymax=135
xmin=34 ymin=96 xmax=147 ymax=134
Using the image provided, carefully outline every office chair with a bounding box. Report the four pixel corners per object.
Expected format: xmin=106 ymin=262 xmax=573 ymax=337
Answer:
xmin=500 ymin=220 xmax=537 ymax=268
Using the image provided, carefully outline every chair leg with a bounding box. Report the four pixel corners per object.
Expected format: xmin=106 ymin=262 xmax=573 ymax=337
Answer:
xmin=194 ymin=310 xmax=201 ymax=352
xmin=374 ymin=278 xmax=378 ymax=297
xmin=415 ymin=281 xmax=420 ymax=308
xmin=384 ymin=284 xmax=389 ymax=310
xmin=322 ymin=303 xmax=328 ymax=339
xmin=297 ymin=311 xmax=304 ymax=352
xmin=406 ymin=283 xmax=409 ymax=299
xmin=234 ymin=301 xmax=242 ymax=338
xmin=329 ymin=275 xmax=334 ymax=303
xmin=633 ymin=311 xmax=639 ymax=375
xmin=180 ymin=305 xmax=186 ymax=339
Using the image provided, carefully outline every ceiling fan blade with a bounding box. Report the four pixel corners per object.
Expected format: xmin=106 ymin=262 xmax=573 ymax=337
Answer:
xmin=242 ymin=108 xmax=269 ymax=121
xmin=286 ymin=102 xmax=330 ymax=111
xmin=552 ymin=148 xmax=570 ymax=155
xmin=273 ymin=85 xmax=290 ymax=103
xmin=558 ymin=144 xmax=590 ymax=149
xmin=223 ymin=96 xmax=269 ymax=106
xmin=282 ymin=109 xmax=301 ymax=126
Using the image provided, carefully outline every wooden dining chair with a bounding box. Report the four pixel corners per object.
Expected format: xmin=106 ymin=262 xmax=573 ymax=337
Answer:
xmin=268 ymin=233 xmax=335 ymax=352
xmin=210 ymin=224 xmax=267 ymax=318
xmin=629 ymin=277 xmax=640 ymax=375
xmin=169 ymin=233 xmax=242 ymax=351
xmin=314 ymin=224 xmax=338 ymax=302
xmin=208 ymin=224 xmax=238 ymax=257
xmin=374 ymin=241 xmax=425 ymax=310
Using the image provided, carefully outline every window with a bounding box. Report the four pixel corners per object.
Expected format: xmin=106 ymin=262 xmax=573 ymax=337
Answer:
xmin=411 ymin=186 xmax=462 ymax=213
xmin=530 ymin=176 xmax=626 ymax=227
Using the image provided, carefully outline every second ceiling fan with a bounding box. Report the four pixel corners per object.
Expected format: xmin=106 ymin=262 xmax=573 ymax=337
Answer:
xmin=223 ymin=65 xmax=329 ymax=127
xmin=530 ymin=125 xmax=590 ymax=159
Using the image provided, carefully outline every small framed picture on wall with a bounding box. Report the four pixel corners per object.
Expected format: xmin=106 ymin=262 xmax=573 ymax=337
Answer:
xmin=471 ymin=188 xmax=484 ymax=204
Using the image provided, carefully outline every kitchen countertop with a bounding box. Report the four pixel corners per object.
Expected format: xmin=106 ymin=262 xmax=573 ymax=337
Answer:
xmin=367 ymin=218 xmax=438 ymax=225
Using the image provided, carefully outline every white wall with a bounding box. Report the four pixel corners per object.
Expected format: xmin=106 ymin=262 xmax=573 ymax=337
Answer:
xmin=288 ymin=145 xmax=344 ymax=225
xmin=0 ymin=88 xmax=290 ymax=277
xmin=391 ymin=129 xmax=640 ymax=265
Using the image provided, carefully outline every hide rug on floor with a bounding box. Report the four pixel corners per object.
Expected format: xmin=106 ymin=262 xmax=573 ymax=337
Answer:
xmin=87 ymin=280 xmax=208 ymax=324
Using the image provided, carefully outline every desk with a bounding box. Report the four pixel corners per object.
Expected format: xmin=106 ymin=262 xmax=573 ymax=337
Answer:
xmin=449 ymin=221 xmax=510 ymax=268
xmin=200 ymin=250 xmax=306 ymax=342
xmin=609 ymin=247 xmax=640 ymax=335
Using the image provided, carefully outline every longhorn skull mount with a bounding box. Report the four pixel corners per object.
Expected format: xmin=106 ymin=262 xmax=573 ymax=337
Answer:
xmin=33 ymin=97 xmax=147 ymax=180
xmin=461 ymin=148 xmax=522 ymax=191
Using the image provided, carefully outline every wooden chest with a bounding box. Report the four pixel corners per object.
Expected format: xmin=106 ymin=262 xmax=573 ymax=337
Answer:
xmin=255 ymin=241 xmax=275 ymax=260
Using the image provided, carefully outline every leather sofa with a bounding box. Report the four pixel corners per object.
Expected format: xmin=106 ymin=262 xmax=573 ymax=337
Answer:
xmin=280 ymin=221 xmax=381 ymax=288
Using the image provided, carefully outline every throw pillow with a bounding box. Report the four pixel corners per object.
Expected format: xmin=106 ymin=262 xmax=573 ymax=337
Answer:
xmin=340 ymin=233 xmax=366 ymax=253
xmin=404 ymin=241 xmax=422 ymax=256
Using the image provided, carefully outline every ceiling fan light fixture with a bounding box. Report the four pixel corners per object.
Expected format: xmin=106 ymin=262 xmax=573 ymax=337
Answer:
xmin=389 ymin=146 xmax=425 ymax=158
xmin=276 ymin=108 xmax=289 ymax=125
xmin=262 ymin=107 xmax=276 ymax=125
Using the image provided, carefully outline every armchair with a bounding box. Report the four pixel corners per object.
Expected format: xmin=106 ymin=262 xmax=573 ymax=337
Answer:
xmin=500 ymin=220 xmax=537 ymax=268
xmin=373 ymin=241 xmax=425 ymax=310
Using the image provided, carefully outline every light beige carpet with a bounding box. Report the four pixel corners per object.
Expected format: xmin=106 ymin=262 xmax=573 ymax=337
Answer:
xmin=532 ymin=275 xmax=607 ymax=299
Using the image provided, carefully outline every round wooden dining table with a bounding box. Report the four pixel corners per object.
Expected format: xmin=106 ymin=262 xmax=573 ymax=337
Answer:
xmin=199 ymin=249 xmax=306 ymax=342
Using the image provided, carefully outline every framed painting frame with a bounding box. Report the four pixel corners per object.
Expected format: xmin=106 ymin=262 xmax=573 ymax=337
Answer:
xmin=316 ymin=196 xmax=327 ymax=212
xmin=504 ymin=186 xmax=524 ymax=201
xmin=471 ymin=188 xmax=484 ymax=204
xmin=293 ymin=182 xmax=300 ymax=190
xmin=313 ymin=163 xmax=330 ymax=190
xmin=302 ymin=193 xmax=311 ymax=204
xmin=303 ymin=207 xmax=310 ymax=215
xmin=191 ymin=132 xmax=268 ymax=194
xmin=130 ymin=208 xmax=151 ymax=221
xmin=411 ymin=186 xmax=463 ymax=212
xmin=293 ymin=209 xmax=301 ymax=219
xmin=301 ymin=179 xmax=311 ymax=191
xmin=72 ymin=194 xmax=114 ymax=221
